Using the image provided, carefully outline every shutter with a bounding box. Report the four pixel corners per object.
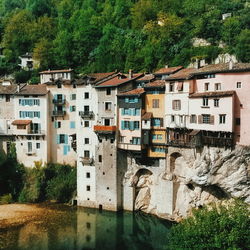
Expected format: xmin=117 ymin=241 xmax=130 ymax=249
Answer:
xmin=172 ymin=100 xmax=175 ymax=110
xmin=56 ymin=135 xmax=60 ymax=144
xmin=125 ymin=98 xmax=129 ymax=103
xmin=210 ymin=115 xmax=214 ymax=125
xmin=132 ymin=108 xmax=136 ymax=116
xmin=55 ymin=94 xmax=57 ymax=100
xmin=70 ymin=106 xmax=72 ymax=112
xmin=121 ymin=121 xmax=125 ymax=130
xmin=65 ymin=135 xmax=68 ymax=144
xmin=198 ymin=115 xmax=202 ymax=124
xmin=63 ymin=145 xmax=68 ymax=155
xmin=130 ymin=121 xmax=134 ymax=130
xmin=122 ymin=108 xmax=125 ymax=115
xmin=54 ymin=121 xmax=58 ymax=129
xmin=70 ymin=94 xmax=72 ymax=100
xmin=68 ymin=145 xmax=71 ymax=152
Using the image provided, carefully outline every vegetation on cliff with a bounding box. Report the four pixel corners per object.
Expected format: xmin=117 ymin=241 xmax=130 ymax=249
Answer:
xmin=168 ymin=200 xmax=250 ymax=249
xmin=0 ymin=0 xmax=249 ymax=79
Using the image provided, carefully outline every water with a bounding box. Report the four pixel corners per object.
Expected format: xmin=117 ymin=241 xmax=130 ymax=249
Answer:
xmin=0 ymin=205 xmax=172 ymax=250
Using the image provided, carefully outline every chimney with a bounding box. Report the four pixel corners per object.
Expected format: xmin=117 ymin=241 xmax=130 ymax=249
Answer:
xmin=129 ymin=69 xmax=133 ymax=79
xmin=17 ymin=83 xmax=20 ymax=93
xmin=229 ymin=60 xmax=234 ymax=70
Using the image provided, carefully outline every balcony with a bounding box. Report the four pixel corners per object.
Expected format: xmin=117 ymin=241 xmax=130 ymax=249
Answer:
xmin=79 ymin=111 xmax=94 ymax=120
xmin=71 ymin=141 xmax=77 ymax=152
xmin=94 ymin=125 xmax=116 ymax=134
xmin=52 ymin=110 xmax=66 ymax=116
xmin=118 ymin=143 xmax=141 ymax=151
xmin=81 ymin=157 xmax=94 ymax=165
xmin=26 ymin=150 xmax=37 ymax=156
xmin=167 ymin=139 xmax=193 ymax=148
xmin=29 ymin=130 xmax=45 ymax=135
xmin=53 ymin=99 xmax=66 ymax=105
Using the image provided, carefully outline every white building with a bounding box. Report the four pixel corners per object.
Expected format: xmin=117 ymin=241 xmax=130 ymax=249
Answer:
xmin=40 ymin=69 xmax=73 ymax=84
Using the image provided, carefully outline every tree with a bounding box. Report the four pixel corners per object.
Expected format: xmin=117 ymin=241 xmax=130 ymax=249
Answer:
xmin=235 ymin=29 xmax=250 ymax=62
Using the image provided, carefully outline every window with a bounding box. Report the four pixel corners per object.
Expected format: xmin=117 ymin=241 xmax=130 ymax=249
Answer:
xmin=84 ymin=105 xmax=89 ymax=112
xmin=152 ymin=90 xmax=159 ymax=94
xmin=84 ymin=121 xmax=89 ymax=127
xmin=19 ymin=111 xmax=41 ymax=118
xmin=152 ymin=134 xmax=163 ymax=140
xmin=215 ymin=83 xmax=221 ymax=91
xmin=70 ymin=106 xmax=76 ymax=112
xmin=152 ymin=99 xmax=159 ymax=108
xmin=202 ymin=114 xmax=210 ymax=124
xmin=70 ymin=121 xmax=75 ymax=129
xmin=152 ymin=147 xmax=165 ymax=153
xmin=214 ymin=99 xmax=219 ymax=107
xmin=172 ymin=100 xmax=181 ymax=110
xmin=237 ymin=82 xmax=241 ymax=88
xmin=84 ymin=150 xmax=90 ymax=158
xmin=171 ymin=115 xmax=175 ymax=122
xmin=134 ymin=121 xmax=140 ymax=130
xmin=84 ymin=92 xmax=89 ymax=99
xmin=57 ymin=82 xmax=62 ymax=88
xmin=27 ymin=142 xmax=32 ymax=153
xmin=204 ymin=82 xmax=209 ymax=91
xmin=59 ymin=134 xmax=66 ymax=144
xmin=124 ymin=121 xmax=130 ymax=129
xmin=203 ymin=98 xmax=209 ymax=107
xmin=219 ymin=114 xmax=226 ymax=124
xmin=36 ymin=143 xmax=40 ymax=149
xmin=177 ymin=81 xmax=183 ymax=91
xmin=106 ymin=88 xmax=111 ymax=95
xmin=119 ymin=136 xmax=125 ymax=143
xmin=152 ymin=118 xmax=162 ymax=127
xmin=71 ymin=94 xmax=76 ymax=100
xmin=5 ymin=95 xmax=10 ymax=102
xmin=190 ymin=115 xmax=197 ymax=123
xmin=19 ymin=99 xmax=40 ymax=106
xmin=180 ymin=115 xmax=183 ymax=123
xmin=85 ymin=138 xmax=89 ymax=144
xmin=169 ymin=82 xmax=175 ymax=92
xmin=98 ymin=155 xmax=102 ymax=162
xmin=104 ymin=119 xmax=110 ymax=126
xmin=235 ymin=118 xmax=241 ymax=125
xmin=125 ymin=97 xmax=138 ymax=103
xmin=105 ymin=102 xmax=112 ymax=111
xmin=86 ymin=172 xmax=90 ymax=178
xmin=131 ymin=137 xmax=141 ymax=145
xmin=86 ymin=185 xmax=91 ymax=191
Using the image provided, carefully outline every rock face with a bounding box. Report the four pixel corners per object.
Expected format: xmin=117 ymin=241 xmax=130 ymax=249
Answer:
xmin=173 ymin=145 xmax=250 ymax=218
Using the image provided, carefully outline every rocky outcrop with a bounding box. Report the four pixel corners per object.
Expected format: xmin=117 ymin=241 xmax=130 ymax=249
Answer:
xmin=173 ymin=146 xmax=250 ymax=218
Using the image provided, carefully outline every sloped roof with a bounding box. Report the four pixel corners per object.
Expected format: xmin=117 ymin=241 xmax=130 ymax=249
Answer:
xmin=144 ymin=80 xmax=166 ymax=88
xmin=0 ymin=85 xmax=18 ymax=94
xmin=154 ymin=66 xmax=183 ymax=75
xmin=12 ymin=120 xmax=31 ymax=125
xmin=117 ymin=88 xmax=145 ymax=96
xmin=166 ymin=68 xmax=198 ymax=80
xmin=39 ymin=69 xmax=73 ymax=74
xmin=189 ymin=90 xmax=235 ymax=98
xmin=87 ymin=72 xmax=117 ymax=82
xmin=194 ymin=63 xmax=250 ymax=75
xmin=16 ymin=84 xmax=48 ymax=96
xmin=136 ymin=74 xmax=155 ymax=82
xmin=95 ymin=73 xmax=143 ymax=88
xmin=142 ymin=112 xmax=153 ymax=120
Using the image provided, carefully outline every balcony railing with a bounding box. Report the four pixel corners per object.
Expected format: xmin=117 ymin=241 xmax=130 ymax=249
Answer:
xmin=26 ymin=150 xmax=37 ymax=156
xmin=202 ymin=136 xmax=233 ymax=147
xmin=94 ymin=125 xmax=116 ymax=134
xmin=29 ymin=130 xmax=45 ymax=135
xmin=53 ymin=99 xmax=66 ymax=105
xmin=79 ymin=111 xmax=95 ymax=120
xmin=81 ymin=157 xmax=94 ymax=165
xmin=52 ymin=110 xmax=66 ymax=116
xmin=167 ymin=139 xmax=193 ymax=148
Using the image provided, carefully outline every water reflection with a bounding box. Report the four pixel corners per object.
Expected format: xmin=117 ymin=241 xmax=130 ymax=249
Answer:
xmin=0 ymin=206 xmax=172 ymax=250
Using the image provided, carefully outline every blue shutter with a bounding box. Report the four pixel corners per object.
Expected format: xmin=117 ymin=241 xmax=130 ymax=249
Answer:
xmin=130 ymin=121 xmax=134 ymax=130
xmin=68 ymin=145 xmax=70 ymax=152
xmin=122 ymin=108 xmax=125 ymax=115
xmin=70 ymin=121 xmax=75 ymax=129
xmin=125 ymin=98 xmax=129 ymax=103
xmin=121 ymin=121 xmax=125 ymax=130
xmin=54 ymin=122 xmax=58 ymax=129
xmin=134 ymin=98 xmax=138 ymax=103
xmin=65 ymin=135 xmax=68 ymax=144
xmin=63 ymin=145 xmax=68 ymax=155
xmin=70 ymin=106 xmax=72 ymax=112
xmin=56 ymin=135 xmax=60 ymax=144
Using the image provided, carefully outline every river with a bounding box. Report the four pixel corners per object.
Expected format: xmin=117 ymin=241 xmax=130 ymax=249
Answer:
xmin=0 ymin=205 xmax=172 ymax=250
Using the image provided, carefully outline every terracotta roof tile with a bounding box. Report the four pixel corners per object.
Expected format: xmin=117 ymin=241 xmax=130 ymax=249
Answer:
xmin=166 ymin=68 xmax=198 ymax=80
xmin=12 ymin=120 xmax=31 ymax=125
xmin=144 ymin=80 xmax=166 ymax=88
xmin=87 ymin=72 xmax=117 ymax=83
xmin=137 ymin=74 xmax=155 ymax=82
xmin=39 ymin=69 xmax=73 ymax=74
xmin=194 ymin=63 xmax=250 ymax=75
xmin=154 ymin=66 xmax=183 ymax=75
xmin=0 ymin=85 xmax=18 ymax=94
xmin=189 ymin=90 xmax=235 ymax=98
xmin=142 ymin=112 xmax=153 ymax=120
xmin=16 ymin=84 xmax=48 ymax=96
xmin=117 ymin=88 xmax=145 ymax=96
xmin=95 ymin=73 xmax=143 ymax=88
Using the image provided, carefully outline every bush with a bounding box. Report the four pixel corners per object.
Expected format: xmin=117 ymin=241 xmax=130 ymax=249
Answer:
xmin=168 ymin=200 xmax=250 ymax=249
xmin=0 ymin=194 xmax=13 ymax=204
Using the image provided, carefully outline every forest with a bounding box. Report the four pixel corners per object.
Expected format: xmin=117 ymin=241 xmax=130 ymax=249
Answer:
xmin=0 ymin=0 xmax=249 ymax=79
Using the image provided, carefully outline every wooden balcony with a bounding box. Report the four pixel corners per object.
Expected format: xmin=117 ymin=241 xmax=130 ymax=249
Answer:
xmin=79 ymin=111 xmax=95 ymax=120
xmin=81 ymin=157 xmax=94 ymax=165
xmin=52 ymin=110 xmax=66 ymax=116
xmin=94 ymin=125 xmax=116 ymax=134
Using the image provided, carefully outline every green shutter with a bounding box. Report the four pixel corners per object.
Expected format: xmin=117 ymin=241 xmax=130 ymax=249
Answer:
xmin=130 ymin=121 xmax=134 ymax=130
xmin=56 ymin=135 xmax=60 ymax=144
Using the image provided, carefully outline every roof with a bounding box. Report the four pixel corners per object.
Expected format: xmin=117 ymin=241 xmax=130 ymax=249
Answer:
xmin=142 ymin=112 xmax=153 ymax=120
xmin=144 ymin=80 xmax=166 ymax=88
xmin=189 ymin=130 xmax=200 ymax=136
xmin=45 ymin=79 xmax=73 ymax=86
xmin=154 ymin=66 xmax=183 ymax=75
xmin=194 ymin=63 xmax=250 ymax=75
xmin=39 ymin=69 xmax=73 ymax=74
xmin=95 ymin=73 xmax=143 ymax=88
xmin=117 ymin=88 xmax=145 ymax=97
xmin=16 ymin=84 xmax=48 ymax=96
xmin=87 ymin=72 xmax=117 ymax=83
xmin=166 ymin=68 xmax=198 ymax=80
xmin=189 ymin=90 xmax=235 ymax=98
xmin=12 ymin=120 xmax=31 ymax=125
xmin=0 ymin=85 xmax=18 ymax=94
xmin=136 ymin=74 xmax=155 ymax=82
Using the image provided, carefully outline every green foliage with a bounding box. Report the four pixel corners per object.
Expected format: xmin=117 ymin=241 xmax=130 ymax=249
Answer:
xmin=168 ymin=200 xmax=250 ymax=250
xmin=14 ymin=70 xmax=32 ymax=83
xmin=235 ymin=29 xmax=250 ymax=62
xmin=0 ymin=193 xmax=13 ymax=204
xmin=0 ymin=0 xmax=249 ymax=75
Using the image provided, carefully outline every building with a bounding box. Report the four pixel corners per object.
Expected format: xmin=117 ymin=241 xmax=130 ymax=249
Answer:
xmin=154 ymin=66 xmax=183 ymax=80
xmin=40 ymin=69 xmax=73 ymax=84
xmin=19 ymin=53 xmax=39 ymax=71
xmin=12 ymin=84 xmax=49 ymax=166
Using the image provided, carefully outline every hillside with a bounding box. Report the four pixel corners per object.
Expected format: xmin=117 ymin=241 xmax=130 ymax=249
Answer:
xmin=0 ymin=0 xmax=249 ymax=78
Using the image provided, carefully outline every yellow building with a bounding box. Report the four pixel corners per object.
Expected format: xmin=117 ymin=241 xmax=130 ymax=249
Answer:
xmin=143 ymin=80 xmax=166 ymax=158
